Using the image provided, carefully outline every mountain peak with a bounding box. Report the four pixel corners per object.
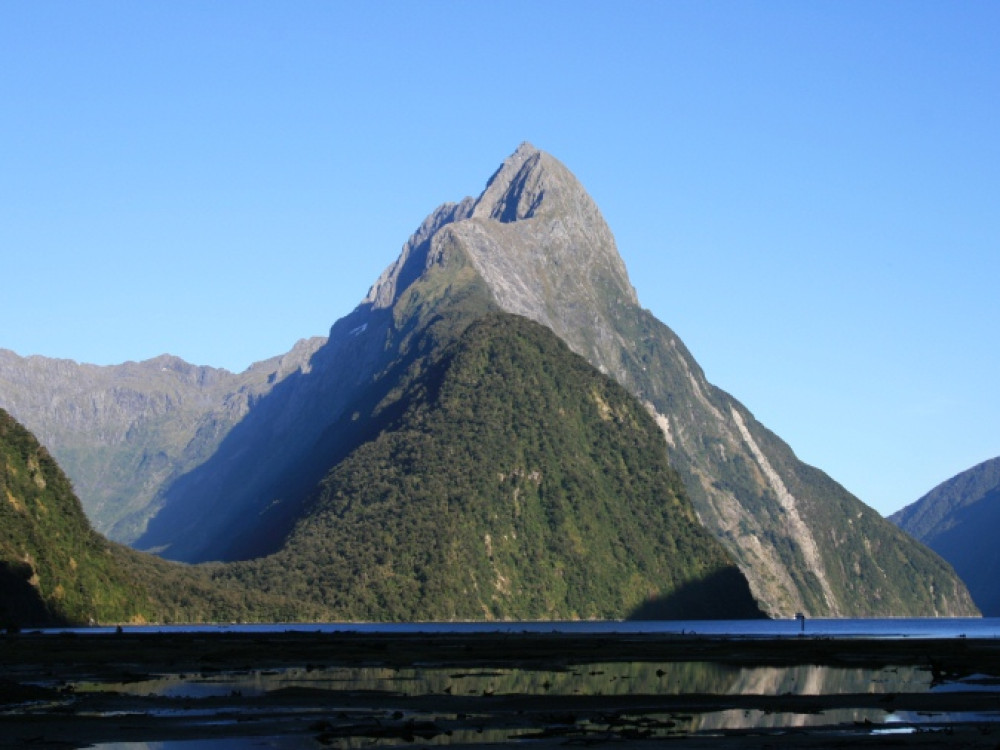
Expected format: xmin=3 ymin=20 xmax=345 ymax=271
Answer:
xmin=363 ymin=144 xmax=638 ymax=329
xmin=362 ymin=144 xmax=639 ymax=383
xmin=473 ymin=142 xmax=585 ymax=224
xmin=446 ymin=144 xmax=639 ymax=380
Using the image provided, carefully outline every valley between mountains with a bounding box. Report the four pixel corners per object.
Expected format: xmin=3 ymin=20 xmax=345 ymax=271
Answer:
xmin=0 ymin=143 xmax=978 ymax=625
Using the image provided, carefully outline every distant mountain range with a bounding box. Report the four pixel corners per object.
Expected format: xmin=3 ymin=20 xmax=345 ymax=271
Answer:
xmin=0 ymin=143 xmax=977 ymax=619
xmin=891 ymin=456 xmax=1000 ymax=616
xmin=0 ymin=341 xmax=324 ymax=542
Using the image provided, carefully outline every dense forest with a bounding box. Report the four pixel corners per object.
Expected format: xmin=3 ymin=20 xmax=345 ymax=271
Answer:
xmin=211 ymin=314 xmax=763 ymax=620
xmin=0 ymin=313 xmax=763 ymax=626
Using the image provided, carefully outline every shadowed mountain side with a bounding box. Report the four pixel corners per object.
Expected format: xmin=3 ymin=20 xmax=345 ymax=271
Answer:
xmin=891 ymin=457 xmax=1000 ymax=540
xmin=135 ymin=306 xmax=397 ymax=561
xmin=136 ymin=206 xmax=495 ymax=562
xmin=134 ymin=310 xmax=387 ymax=562
xmin=927 ymin=495 xmax=1000 ymax=616
xmin=0 ymin=560 xmax=53 ymax=629
xmin=892 ymin=457 xmax=1000 ymax=615
xmin=627 ymin=566 xmax=766 ymax=621
xmin=208 ymin=314 xmax=762 ymax=620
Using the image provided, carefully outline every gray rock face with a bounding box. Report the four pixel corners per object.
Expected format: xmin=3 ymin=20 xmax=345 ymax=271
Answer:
xmin=364 ymin=197 xmax=476 ymax=310
xmin=462 ymin=144 xmax=637 ymax=381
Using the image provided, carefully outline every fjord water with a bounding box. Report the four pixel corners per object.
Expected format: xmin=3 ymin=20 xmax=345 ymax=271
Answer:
xmin=16 ymin=620 xmax=1000 ymax=749
xmin=58 ymin=616 xmax=1000 ymax=638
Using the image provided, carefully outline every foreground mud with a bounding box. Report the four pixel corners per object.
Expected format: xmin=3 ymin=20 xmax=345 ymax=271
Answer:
xmin=3 ymin=629 xmax=1000 ymax=748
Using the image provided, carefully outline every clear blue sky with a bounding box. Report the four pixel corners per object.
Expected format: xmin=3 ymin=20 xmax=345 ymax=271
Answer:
xmin=2 ymin=2 xmax=998 ymax=517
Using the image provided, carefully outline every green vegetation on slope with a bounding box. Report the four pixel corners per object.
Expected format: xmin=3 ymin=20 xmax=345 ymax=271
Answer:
xmin=755 ymin=417 xmax=978 ymax=617
xmin=112 ymin=548 xmax=329 ymax=625
xmin=0 ymin=408 xmax=325 ymax=627
xmin=605 ymin=307 xmax=977 ymax=617
xmin=0 ymin=408 xmax=150 ymax=626
xmin=216 ymin=314 xmax=763 ymax=621
xmin=2 ymin=308 xmax=763 ymax=626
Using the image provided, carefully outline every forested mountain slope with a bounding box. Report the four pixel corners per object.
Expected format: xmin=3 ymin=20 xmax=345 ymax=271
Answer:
xmin=0 ymin=407 xmax=148 ymax=626
xmin=0 ymin=408 xmax=324 ymax=627
xmin=892 ymin=457 xmax=1000 ymax=615
xmin=211 ymin=313 xmax=764 ymax=621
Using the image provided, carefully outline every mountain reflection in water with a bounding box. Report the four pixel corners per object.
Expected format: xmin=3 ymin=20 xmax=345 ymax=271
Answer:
xmin=60 ymin=661 xmax=952 ymax=748
xmin=6 ymin=626 xmax=1000 ymax=748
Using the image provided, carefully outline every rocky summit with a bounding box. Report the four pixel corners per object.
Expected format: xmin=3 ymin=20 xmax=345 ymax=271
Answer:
xmin=0 ymin=143 xmax=977 ymax=618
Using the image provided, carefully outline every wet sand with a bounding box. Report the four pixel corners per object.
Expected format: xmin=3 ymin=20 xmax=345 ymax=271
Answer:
xmin=3 ymin=629 xmax=1000 ymax=747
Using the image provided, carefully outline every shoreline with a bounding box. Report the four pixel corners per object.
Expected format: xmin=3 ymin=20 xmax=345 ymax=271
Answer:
xmin=6 ymin=628 xmax=1000 ymax=669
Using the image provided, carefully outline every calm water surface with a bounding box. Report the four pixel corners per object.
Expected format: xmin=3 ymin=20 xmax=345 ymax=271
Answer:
xmin=19 ymin=618 xmax=1000 ymax=749
xmin=50 ymin=616 xmax=1000 ymax=638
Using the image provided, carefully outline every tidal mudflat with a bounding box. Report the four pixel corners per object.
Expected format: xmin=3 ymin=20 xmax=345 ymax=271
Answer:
xmin=3 ymin=629 xmax=1000 ymax=748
